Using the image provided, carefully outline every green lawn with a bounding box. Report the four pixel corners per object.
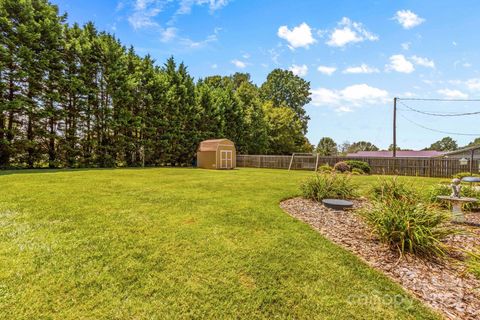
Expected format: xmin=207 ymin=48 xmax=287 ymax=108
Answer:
xmin=0 ymin=168 xmax=442 ymax=319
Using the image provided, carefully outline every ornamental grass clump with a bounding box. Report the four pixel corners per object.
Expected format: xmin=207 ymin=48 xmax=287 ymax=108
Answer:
xmin=301 ymin=173 xmax=357 ymax=202
xmin=370 ymin=177 xmax=417 ymax=203
xmin=318 ymin=164 xmax=333 ymax=173
xmin=467 ymin=250 xmax=480 ymax=279
xmin=361 ymin=199 xmax=454 ymax=257
xmin=363 ymin=177 xmax=457 ymax=258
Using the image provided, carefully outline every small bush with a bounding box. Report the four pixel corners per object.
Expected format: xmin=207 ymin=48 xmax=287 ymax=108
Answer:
xmin=301 ymin=173 xmax=357 ymax=202
xmin=370 ymin=177 xmax=417 ymax=203
xmin=345 ymin=160 xmax=371 ymax=174
xmin=334 ymin=161 xmax=350 ymax=173
xmin=351 ymin=168 xmax=365 ymax=175
xmin=318 ymin=164 xmax=333 ymax=173
xmin=360 ymin=199 xmax=455 ymax=257
xmin=453 ymin=172 xmax=480 ymax=179
xmin=429 ymin=183 xmax=480 ymax=211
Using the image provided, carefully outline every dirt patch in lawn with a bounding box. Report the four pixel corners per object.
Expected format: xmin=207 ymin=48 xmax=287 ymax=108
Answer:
xmin=280 ymin=197 xmax=480 ymax=320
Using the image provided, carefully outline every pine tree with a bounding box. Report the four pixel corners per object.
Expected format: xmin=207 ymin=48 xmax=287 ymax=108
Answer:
xmin=61 ymin=23 xmax=84 ymax=167
xmin=0 ymin=0 xmax=314 ymax=168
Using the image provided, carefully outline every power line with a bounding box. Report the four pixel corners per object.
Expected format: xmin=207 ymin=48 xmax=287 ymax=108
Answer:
xmin=398 ymin=100 xmax=480 ymax=117
xmin=397 ymin=97 xmax=480 ymax=102
xmin=398 ymin=112 xmax=480 ymax=136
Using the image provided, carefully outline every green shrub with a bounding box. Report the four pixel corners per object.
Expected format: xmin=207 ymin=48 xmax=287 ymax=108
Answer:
xmin=301 ymin=173 xmax=357 ymax=202
xmin=351 ymin=168 xmax=365 ymax=175
xmin=333 ymin=161 xmax=350 ymax=173
xmin=453 ymin=172 xmax=480 ymax=179
xmin=370 ymin=177 xmax=417 ymax=203
xmin=318 ymin=164 xmax=333 ymax=173
xmin=345 ymin=160 xmax=371 ymax=174
xmin=360 ymin=199 xmax=455 ymax=257
xmin=428 ymin=183 xmax=480 ymax=211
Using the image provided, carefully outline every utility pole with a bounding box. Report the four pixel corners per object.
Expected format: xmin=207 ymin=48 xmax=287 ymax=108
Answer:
xmin=393 ymin=97 xmax=397 ymax=158
xmin=470 ymin=149 xmax=474 ymax=175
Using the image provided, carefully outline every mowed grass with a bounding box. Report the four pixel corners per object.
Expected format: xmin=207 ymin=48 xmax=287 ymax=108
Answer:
xmin=0 ymin=168 xmax=441 ymax=319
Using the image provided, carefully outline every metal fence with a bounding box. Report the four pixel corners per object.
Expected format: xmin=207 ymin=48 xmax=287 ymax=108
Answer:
xmin=236 ymin=154 xmax=480 ymax=178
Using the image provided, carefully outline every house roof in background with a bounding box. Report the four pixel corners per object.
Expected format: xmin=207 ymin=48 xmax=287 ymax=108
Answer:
xmin=346 ymin=150 xmax=446 ymax=158
xmin=440 ymin=144 xmax=480 ymax=157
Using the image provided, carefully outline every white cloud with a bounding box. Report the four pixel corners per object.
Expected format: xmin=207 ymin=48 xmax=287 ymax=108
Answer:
xmin=128 ymin=10 xmax=161 ymax=29
xmin=454 ymin=60 xmax=472 ymax=69
xmin=340 ymin=84 xmax=389 ymax=104
xmin=211 ymin=63 xmax=218 ymax=69
xmin=160 ymin=27 xmax=177 ymax=42
xmin=268 ymin=48 xmax=281 ymax=64
xmin=386 ymin=54 xmax=414 ymax=73
xmin=411 ymin=55 xmax=435 ymax=68
xmin=466 ymin=79 xmax=480 ymax=91
xmin=208 ymin=0 xmax=229 ymax=11
xmin=401 ymin=42 xmax=410 ymax=50
xmin=231 ymin=59 xmax=247 ymax=69
xmin=312 ymin=88 xmax=345 ymax=110
xmin=116 ymin=1 xmax=126 ymax=12
xmin=177 ymin=0 xmax=230 ymax=15
xmin=311 ymin=84 xmax=389 ymax=112
xmin=402 ymin=91 xmax=416 ymax=98
xmin=277 ymin=23 xmax=316 ymax=49
xmin=326 ymin=17 xmax=378 ymax=47
xmin=343 ymin=63 xmax=379 ymax=74
xmin=437 ymin=89 xmax=468 ymax=99
xmin=393 ymin=10 xmax=425 ymax=29
xmin=317 ymin=66 xmax=336 ymax=75
xmin=447 ymin=78 xmax=480 ymax=92
xmin=289 ymin=64 xmax=308 ymax=77
xmin=128 ymin=0 xmax=228 ymax=50
xmin=180 ymin=28 xmax=220 ymax=48
xmin=128 ymin=0 xmax=165 ymax=29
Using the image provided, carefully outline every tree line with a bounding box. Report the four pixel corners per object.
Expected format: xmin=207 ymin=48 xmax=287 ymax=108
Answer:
xmin=315 ymin=136 xmax=480 ymax=156
xmin=0 ymin=0 xmax=312 ymax=168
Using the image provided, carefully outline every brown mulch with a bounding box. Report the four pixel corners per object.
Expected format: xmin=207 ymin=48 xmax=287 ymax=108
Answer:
xmin=280 ymin=197 xmax=480 ymax=320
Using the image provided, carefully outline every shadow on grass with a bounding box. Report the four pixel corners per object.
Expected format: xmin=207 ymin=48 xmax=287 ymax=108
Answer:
xmin=0 ymin=166 xmax=197 ymax=176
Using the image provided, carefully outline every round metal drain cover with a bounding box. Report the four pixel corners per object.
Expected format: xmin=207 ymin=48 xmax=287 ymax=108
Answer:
xmin=322 ymin=199 xmax=354 ymax=210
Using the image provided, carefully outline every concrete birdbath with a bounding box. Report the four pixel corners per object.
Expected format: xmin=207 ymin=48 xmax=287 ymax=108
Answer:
xmin=437 ymin=178 xmax=478 ymax=223
xmin=462 ymin=176 xmax=480 ymax=192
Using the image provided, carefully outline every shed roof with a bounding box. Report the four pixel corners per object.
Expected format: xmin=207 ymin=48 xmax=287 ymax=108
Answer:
xmin=197 ymin=139 xmax=234 ymax=152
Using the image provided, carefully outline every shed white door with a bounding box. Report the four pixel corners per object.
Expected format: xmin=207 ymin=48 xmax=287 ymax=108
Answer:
xmin=220 ymin=150 xmax=233 ymax=169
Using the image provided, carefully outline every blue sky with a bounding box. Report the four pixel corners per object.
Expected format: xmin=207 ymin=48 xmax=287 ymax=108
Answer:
xmin=51 ymin=0 xmax=480 ymax=150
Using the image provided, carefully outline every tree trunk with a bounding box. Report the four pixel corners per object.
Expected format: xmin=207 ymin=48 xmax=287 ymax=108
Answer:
xmin=48 ymin=100 xmax=56 ymax=168
xmin=27 ymin=113 xmax=34 ymax=168
xmin=0 ymin=112 xmax=6 ymax=166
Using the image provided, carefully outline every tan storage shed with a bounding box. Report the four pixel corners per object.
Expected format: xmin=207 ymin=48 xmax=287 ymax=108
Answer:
xmin=197 ymin=139 xmax=236 ymax=169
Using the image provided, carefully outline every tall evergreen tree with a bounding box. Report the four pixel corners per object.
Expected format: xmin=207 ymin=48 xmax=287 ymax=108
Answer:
xmin=0 ymin=0 xmax=314 ymax=168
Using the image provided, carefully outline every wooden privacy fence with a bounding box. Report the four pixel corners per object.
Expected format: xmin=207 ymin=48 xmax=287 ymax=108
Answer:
xmin=236 ymin=155 xmax=480 ymax=178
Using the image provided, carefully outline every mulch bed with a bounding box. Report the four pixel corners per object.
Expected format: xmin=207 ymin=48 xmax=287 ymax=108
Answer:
xmin=280 ymin=197 xmax=480 ymax=320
